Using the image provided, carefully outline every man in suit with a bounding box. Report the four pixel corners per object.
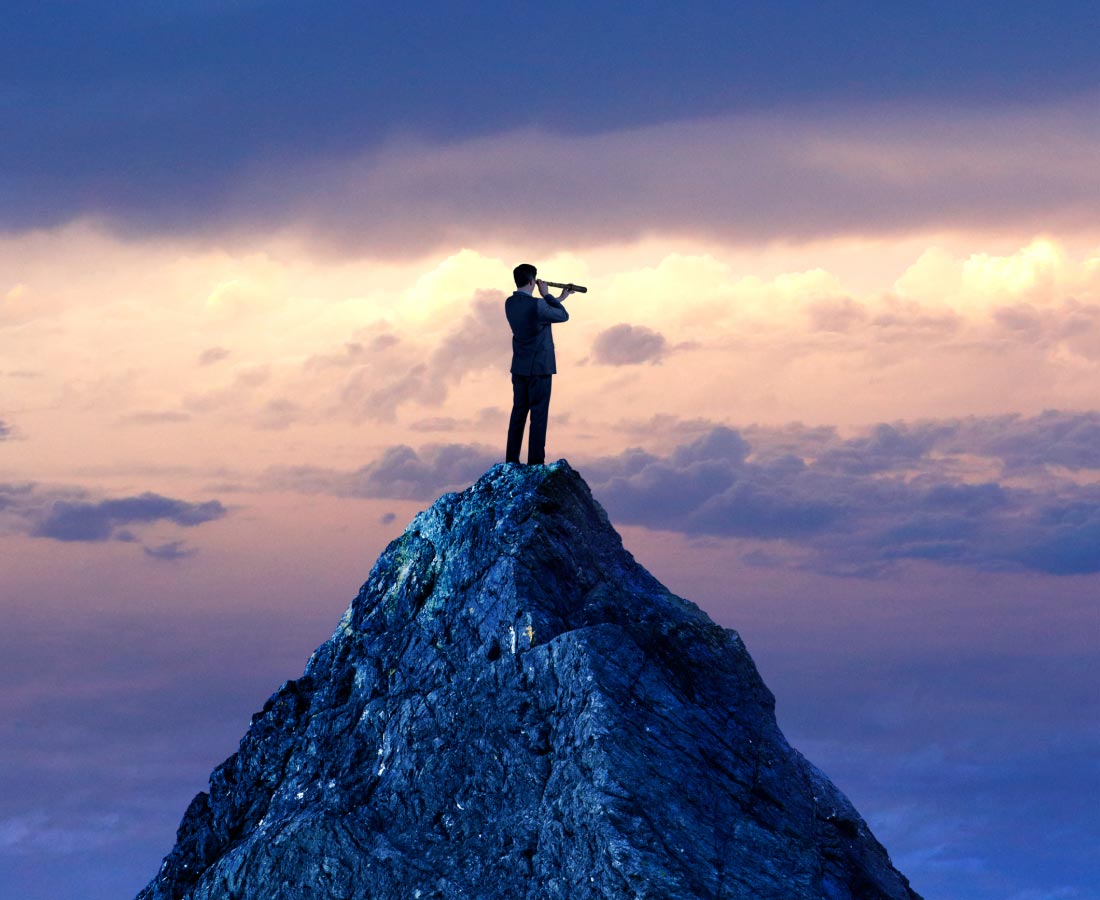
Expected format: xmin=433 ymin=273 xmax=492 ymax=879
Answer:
xmin=505 ymin=263 xmax=574 ymax=465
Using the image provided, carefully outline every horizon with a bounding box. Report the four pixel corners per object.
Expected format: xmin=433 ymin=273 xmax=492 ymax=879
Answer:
xmin=3 ymin=4 xmax=1100 ymax=899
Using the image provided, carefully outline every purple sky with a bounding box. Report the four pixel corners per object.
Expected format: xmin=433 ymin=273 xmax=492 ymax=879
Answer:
xmin=3 ymin=5 xmax=1100 ymax=900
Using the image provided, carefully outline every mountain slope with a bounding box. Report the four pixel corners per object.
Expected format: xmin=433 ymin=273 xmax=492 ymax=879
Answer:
xmin=139 ymin=460 xmax=921 ymax=900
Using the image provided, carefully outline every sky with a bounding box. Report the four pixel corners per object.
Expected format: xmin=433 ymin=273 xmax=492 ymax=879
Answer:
xmin=2 ymin=3 xmax=1100 ymax=898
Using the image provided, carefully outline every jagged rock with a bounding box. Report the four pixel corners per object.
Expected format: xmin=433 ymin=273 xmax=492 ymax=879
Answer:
xmin=139 ymin=460 xmax=922 ymax=900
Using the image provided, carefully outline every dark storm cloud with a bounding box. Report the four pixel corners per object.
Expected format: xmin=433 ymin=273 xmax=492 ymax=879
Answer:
xmin=591 ymin=325 xmax=668 ymax=366
xmin=5 ymin=2 xmax=1100 ymax=240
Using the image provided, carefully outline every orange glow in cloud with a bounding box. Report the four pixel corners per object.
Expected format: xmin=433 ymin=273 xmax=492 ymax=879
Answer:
xmin=2 ymin=220 xmax=1100 ymax=502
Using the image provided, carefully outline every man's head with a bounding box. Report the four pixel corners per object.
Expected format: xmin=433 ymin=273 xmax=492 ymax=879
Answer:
xmin=513 ymin=263 xmax=537 ymax=289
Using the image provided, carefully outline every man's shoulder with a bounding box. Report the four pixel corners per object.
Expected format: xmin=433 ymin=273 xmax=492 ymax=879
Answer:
xmin=505 ymin=290 xmax=535 ymax=315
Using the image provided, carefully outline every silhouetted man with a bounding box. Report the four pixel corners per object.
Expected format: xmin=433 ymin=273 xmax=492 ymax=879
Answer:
xmin=505 ymin=263 xmax=574 ymax=465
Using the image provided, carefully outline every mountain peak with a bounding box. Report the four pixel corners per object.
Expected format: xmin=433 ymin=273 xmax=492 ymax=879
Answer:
xmin=139 ymin=461 xmax=921 ymax=900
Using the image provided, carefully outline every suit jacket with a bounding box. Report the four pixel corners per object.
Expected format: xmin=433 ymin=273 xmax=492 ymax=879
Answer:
xmin=505 ymin=290 xmax=569 ymax=375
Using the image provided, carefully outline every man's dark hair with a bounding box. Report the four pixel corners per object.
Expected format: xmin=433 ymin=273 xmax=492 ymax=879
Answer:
xmin=513 ymin=263 xmax=537 ymax=288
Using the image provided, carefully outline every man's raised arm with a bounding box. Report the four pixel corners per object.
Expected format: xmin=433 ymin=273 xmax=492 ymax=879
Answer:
xmin=536 ymin=279 xmax=572 ymax=323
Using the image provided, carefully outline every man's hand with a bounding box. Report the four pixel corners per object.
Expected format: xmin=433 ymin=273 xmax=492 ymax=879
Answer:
xmin=537 ymin=278 xmax=573 ymax=301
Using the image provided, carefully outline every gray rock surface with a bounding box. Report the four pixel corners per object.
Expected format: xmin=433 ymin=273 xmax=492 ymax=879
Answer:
xmin=138 ymin=460 xmax=922 ymax=900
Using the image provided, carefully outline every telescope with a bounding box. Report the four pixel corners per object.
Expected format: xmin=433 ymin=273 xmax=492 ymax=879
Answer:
xmin=543 ymin=280 xmax=588 ymax=294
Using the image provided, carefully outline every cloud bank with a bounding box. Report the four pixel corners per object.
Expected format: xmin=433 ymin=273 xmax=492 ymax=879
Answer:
xmin=266 ymin=411 xmax=1100 ymax=577
xmin=7 ymin=2 xmax=1098 ymax=241
xmin=209 ymin=101 xmax=1100 ymax=256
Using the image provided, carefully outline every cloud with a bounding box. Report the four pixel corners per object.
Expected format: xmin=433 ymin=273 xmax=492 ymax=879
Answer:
xmin=0 ymin=812 xmax=123 ymax=854
xmin=269 ymin=411 xmax=1100 ymax=577
xmin=581 ymin=415 xmax=1100 ymax=576
xmin=948 ymin=410 xmax=1100 ymax=473
xmin=198 ymin=347 xmax=231 ymax=366
xmin=609 ymin=414 xmax=721 ymax=444
xmin=255 ymin=413 xmax=1100 ymax=576
xmin=0 ymin=483 xmax=34 ymax=516
xmin=0 ymin=419 xmax=11 ymax=440
xmin=143 ymin=541 xmax=198 ymax=562
xmin=806 ymin=297 xmax=870 ymax=333
xmin=7 ymin=3 xmax=1099 ymax=241
xmin=217 ymin=100 xmax=1100 ymax=257
xmin=31 ymin=492 xmax=226 ymax=543
xmin=327 ymin=292 xmax=508 ymax=423
xmin=409 ymin=407 xmax=503 ymax=432
xmin=591 ymin=324 xmax=668 ymax=365
xmin=267 ymin=443 xmax=499 ymax=502
xmin=1003 ymin=501 xmax=1100 ymax=576
xmin=814 ymin=422 xmax=952 ymax=476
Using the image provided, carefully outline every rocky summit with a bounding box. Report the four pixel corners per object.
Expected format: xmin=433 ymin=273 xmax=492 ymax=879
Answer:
xmin=139 ymin=460 xmax=922 ymax=900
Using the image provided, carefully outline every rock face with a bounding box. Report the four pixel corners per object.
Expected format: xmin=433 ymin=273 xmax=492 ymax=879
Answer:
xmin=139 ymin=461 xmax=921 ymax=900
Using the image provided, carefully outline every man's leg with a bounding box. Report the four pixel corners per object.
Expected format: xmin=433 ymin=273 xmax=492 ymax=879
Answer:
xmin=505 ymin=374 xmax=530 ymax=463
xmin=526 ymin=375 xmax=553 ymax=465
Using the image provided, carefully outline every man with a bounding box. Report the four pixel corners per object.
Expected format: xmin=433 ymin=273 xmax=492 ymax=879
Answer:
xmin=505 ymin=263 xmax=574 ymax=465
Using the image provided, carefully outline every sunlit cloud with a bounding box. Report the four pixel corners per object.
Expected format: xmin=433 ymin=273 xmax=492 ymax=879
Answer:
xmin=894 ymin=239 xmax=1085 ymax=313
xmin=3 ymin=222 xmax=1100 ymax=493
xmin=5 ymin=9 xmax=1100 ymax=900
